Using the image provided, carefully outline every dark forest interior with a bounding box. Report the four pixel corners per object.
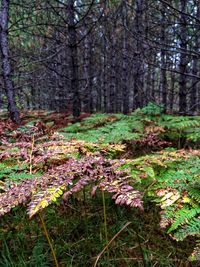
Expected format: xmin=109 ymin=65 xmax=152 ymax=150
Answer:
xmin=0 ymin=0 xmax=200 ymax=120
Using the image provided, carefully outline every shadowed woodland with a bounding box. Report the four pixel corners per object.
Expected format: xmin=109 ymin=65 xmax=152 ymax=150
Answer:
xmin=0 ymin=0 xmax=200 ymax=120
xmin=0 ymin=0 xmax=200 ymax=266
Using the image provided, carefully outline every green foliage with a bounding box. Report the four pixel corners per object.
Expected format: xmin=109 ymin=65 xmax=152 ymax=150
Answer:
xmin=154 ymin=155 xmax=200 ymax=241
xmin=186 ymin=128 xmax=200 ymax=142
xmin=1 ymin=108 xmax=200 ymax=264
xmin=59 ymin=107 xmax=200 ymax=147
xmin=60 ymin=114 xmax=143 ymax=143
xmin=160 ymin=115 xmax=200 ymax=144
xmin=119 ymin=149 xmax=200 ymax=261
xmin=135 ymin=102 xmax=165 ymax=116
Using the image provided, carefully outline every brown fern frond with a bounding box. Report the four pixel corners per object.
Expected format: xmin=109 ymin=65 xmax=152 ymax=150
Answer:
xmin=0 ymin=156 xmax=143 ymax=218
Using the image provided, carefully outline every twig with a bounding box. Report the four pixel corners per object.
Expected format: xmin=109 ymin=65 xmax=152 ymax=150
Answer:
xmin=93 ymin=221 xmax=131 ymax=267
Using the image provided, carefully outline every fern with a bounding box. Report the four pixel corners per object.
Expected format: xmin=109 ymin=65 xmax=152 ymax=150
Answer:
xmin=173 ymin=217 xmax=200 ymax=241
xmin=1 ymin=108 xmax=200 ymax=263
xmin=0 ymin=156 xmax=143 ymax=218
xmin=28 ymin=185 xmax=66 ymax=218
xmin=135 ymin=102 xmax=164 ymax=116
xmin=6 ymin=172 xmax=41 ymax=182
xmin=187 ymin=128 xmax=200 ymax=142
xmin=120 ymin=149 xmax=200 ymax=261
xmin=188 ymin=186 xmax=200 ymax=203
xmin=167 ymin=207 xmax=200 ymax=233
xmin=161 ymin=116 xmax=200 ymax=130
xmin=160 ymin=115 xmax=200 ymax=145
xmin=59 ymin=113 xmax=143 ymax=143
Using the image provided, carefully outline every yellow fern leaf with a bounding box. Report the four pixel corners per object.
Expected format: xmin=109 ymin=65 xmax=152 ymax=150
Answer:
xmin=28 ymin=185 xmax=66 ymax=218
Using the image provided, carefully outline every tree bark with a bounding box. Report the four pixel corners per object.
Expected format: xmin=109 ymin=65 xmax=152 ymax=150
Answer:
xmin=179 ymin=0 xmax=188 ymax=114
xmin=67 ymin=0 xmax=81 ymax=118
xmin=108 ymin=34 xmax=116 ymax=113
xmin=82 ymin=20 xmax=93 ymax=113
xmin=102 ymin=33 xmax=108 ymax=112
xmin=190 ymin=1 xmax=200 ymax=113
xmin=160 ymin=3 xmax=167 ymax=110
xmin=133 ymin=0 xmax=145 ymax=109
xmin=122 ymin=0 xmax=129 ymax=114
xmin=0 ymin=0 xmax=20 ymax=123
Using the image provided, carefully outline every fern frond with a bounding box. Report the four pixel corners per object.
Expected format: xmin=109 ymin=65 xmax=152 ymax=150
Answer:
xmin=0 ymin=157 xmax=143 ymax=218
xmin=173 ymin=217 xmax=200 ymax=241
xmin=167 ymin=207 xmax=200 ymax=233
xmin=28 ymin=185 xmax=66 ymax=218
xmin=188 ymin=187 xmax=200 ymax=203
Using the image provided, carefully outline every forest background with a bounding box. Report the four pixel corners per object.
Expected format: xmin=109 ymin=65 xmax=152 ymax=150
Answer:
xmin=0 ymin=0 xmax=200 ymax=120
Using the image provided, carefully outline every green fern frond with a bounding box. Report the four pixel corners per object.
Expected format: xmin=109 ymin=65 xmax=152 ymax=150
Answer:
xmin=135 ymin=102 xmax=164 ymax=116
xmin=187 ymin=129 xmax=200 ymax=141
xmin=188 ymin=187 xmax=200 ymax=203
xmin=173 ymin=217 xmax=200 ymax=241
xmin=167 ymin=207 xmax=200 ymax=233
xmin=59 ymin=114 xmax=142 ymax=143
xmin=162 ymin=116 xmax=200 ymax=130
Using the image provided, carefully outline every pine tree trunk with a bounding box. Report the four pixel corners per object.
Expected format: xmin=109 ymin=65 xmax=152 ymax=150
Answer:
xmin=0 ymin=0 xmax=20 ymax=123
xmin=103 ymin=34 xmax=108 ymax=112
xmin=83 ymin=22 xmax=93 ymax=113
xmin=160 ymin=4 xmax=167 ymax=111
xmin=133 ymin=0 xmax=145 ymax=109
xmin=108 ymin=35 xmax=116 ymax=113
xmin=190 ymin=2 xmax=200 ymax=113
xmin=179 ymin=0 xmax=188 ymax=114
xmin=122 ymin=0 xmax=129 ymax=114
xmin=67 ymin=0 xmax=81 ymax=118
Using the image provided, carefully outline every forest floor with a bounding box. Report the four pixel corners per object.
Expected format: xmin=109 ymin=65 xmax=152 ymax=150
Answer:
xmin=0 ymin=104 xmax=200 ymax=267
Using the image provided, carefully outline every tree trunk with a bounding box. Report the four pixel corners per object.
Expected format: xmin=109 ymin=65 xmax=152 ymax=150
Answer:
xmin=160 ymin=3 xmax=167 ymax=111
xmin=179 ymin=0 xmax=188 ymax=114
xmin=108 ymin=34 xmax=116 ymax=113
xmin=67 ymin=0 xmax=81 ymax=118
xmin=190 ymin=1 xmax=200 ymax=113
xmin=169 ymin=67 xmax=175 ymax=113
xmin=122 ymin=0 xmax=129 ymax=114
xmin=0 ymin=0 xmax=20 ymax=123
xmin=102 ymin=34 xmax=108 ymax=112
xmin=133 ymin=0 xmax=145 ymax=109
xmin=82 ymin=21 xmax=93 ymax=113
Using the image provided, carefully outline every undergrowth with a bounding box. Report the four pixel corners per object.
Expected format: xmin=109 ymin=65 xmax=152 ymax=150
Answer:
xmin=0 ymin=103 xmax=200 ymax=266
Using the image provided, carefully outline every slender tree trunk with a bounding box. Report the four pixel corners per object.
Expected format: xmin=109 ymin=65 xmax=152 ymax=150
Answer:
xmin=160 ymin=4 xmax=167 ymax=111
xmin=169 ymin=68 xmax=175 ymax=113
xmin=122 ymin=0 xmax=129 ymax=114
xmin=146 ymin=65 xmax=151 ymax=103
xmin=133 ymin=0 xmax=145 ymax=109
xmin=179 ymin=0 xmax=188 ymax=114
xmin=67 ymin=0 xmax=81 ymax=118
xmin=102 ymin=34 xmax=108 ymax=112
xmin=96 ymin=64 xmax=102 ymax=112
xmin=0 ymin=0 xmax=20 ymax=123
xmin=83 ymin=22 xmax=93 ymax=113
xmin=190 ymin=1 xmax=200 ymax=113
xmin=151 ymin=55 xmax=156 ymax=101
xmin=108 ymin=34 xmax=116 ymax=113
